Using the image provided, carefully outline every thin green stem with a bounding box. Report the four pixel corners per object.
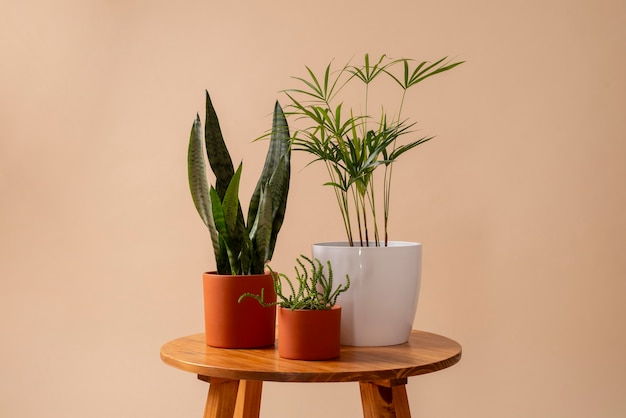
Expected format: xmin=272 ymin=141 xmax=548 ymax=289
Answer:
xmin=383 ymin=88 xmax=408 ymax=247
xmin=359 ymin=191 xmax=369 ymax=246
xmin=367 ymin=180 xmax=380 ymax=246
xmin=350 ymin=185 xmax=363 ymax=246
xmin=324 ymin=161 xmax=353 ymax=246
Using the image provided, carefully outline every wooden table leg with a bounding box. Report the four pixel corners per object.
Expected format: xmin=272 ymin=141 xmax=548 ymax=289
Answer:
xmin=199 ymin=376 xmax=240 ymax=418
xmin=359 ymin=379 xmax=411 ymax=418
xmin=198 ymin=376 xmax=262 ymax=418
xmin=234 ymin=380 xmax=263 ymax=418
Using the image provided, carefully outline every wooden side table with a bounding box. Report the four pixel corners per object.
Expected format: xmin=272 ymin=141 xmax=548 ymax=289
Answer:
xmin=160 ymin=330 xmax=461 ymax=418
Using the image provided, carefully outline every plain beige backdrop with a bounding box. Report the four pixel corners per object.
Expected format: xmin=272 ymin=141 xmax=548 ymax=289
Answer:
xmin=2 ymin=0 xmax=625 ymax=417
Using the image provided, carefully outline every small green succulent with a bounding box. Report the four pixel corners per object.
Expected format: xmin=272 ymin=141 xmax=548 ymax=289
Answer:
xmin=239 ymin=255 xmax=350 ymax=310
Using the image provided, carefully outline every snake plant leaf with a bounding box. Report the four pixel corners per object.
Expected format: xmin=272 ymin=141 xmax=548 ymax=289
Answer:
xmin=222 ymin=163 xmax=242 ymax=235
xmin=254 ymin=103 xmax=292 ymax=263
xmin=209 ymin=186 xmax=241 ymax=274
xmin=266 ymin=156 xmax=289 ymax=260
xmin=209 ymin=186 xmax=228 ymax=241
xmin=222 ymin=164 xmax=246 ymax=274
xmin=254 ymin=183 xmax=273 ymax=266
xmin=188 ymin=114 xmax=221 ymax=260
xmin=239 ymin=230 xmax=253 ymax=274
xmin=247 ymin=101 xmax=291 ymax=227
xmin=188 ymin=114 xmax=211 ymax=228
xmin=204 ymin=91 xmax=235 ymax=199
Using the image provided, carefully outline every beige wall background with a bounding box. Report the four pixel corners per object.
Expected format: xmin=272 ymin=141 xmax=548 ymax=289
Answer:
xmin=2 ymin=0 xmax=625 ymax=416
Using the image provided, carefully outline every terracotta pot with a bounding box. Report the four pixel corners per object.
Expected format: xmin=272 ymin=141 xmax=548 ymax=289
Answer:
xmin=277 ymin=305 xmax=341 ymax=360
xmin=203 ymin=272 xmax=277 ymax=348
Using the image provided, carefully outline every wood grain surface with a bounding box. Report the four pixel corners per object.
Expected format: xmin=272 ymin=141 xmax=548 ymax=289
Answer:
xmin=161 ymin=330 xmax=461 ymax=383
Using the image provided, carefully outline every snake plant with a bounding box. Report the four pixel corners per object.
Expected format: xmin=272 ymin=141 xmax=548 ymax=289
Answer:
xmin=188 ymin=91 xmax=291 ymax=275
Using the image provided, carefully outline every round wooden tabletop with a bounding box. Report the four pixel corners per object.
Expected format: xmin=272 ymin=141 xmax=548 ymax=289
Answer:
xmin=160 ymin=330 xmax=462 ymax=383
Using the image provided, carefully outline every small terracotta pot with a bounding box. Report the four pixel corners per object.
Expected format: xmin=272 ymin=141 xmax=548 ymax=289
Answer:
xmin=203 ymin=272 xmax=277 ymax=348
xmin=277 ymin=305 xmax=342 ymax=360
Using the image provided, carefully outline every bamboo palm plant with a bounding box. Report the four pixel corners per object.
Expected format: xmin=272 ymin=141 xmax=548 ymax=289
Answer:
xmin=188 ymin=91 xmax=291 ymax=274
xmin=284 ymin=54 xmax=463 ymax=246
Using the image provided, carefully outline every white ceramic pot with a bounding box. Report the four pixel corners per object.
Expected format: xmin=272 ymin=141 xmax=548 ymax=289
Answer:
xmin=312 ymin=241 xmax=422 ymax=346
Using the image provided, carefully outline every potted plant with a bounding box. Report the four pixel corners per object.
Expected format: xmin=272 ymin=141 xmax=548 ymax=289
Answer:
xmin=282 ymin=54 xmax=463 ymax=346
xmin=239 ymin=255 xmax=350 ymax=360
xmin=188 ymin=91 xmax=291 ymax=348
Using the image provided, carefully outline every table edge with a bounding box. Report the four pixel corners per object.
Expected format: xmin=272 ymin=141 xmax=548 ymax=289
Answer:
xmin=160 ymin=330 xmax=462 ymax=383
